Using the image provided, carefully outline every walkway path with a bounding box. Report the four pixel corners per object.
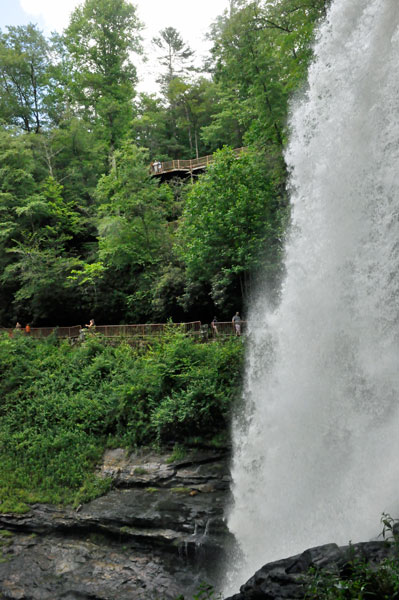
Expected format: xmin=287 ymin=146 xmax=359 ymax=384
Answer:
xmin=1 ymin=321 xmax=246 ymax=340
xmin=151 ymin=147 xmax=247 ymax=177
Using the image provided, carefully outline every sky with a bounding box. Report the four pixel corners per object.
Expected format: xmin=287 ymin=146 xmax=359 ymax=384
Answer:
xmin=0 ymin=0 xmax=230 ymax=93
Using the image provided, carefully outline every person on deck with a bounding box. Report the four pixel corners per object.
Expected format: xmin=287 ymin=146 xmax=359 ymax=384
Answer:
xmin=211 ymin=317 xmax=219 ymax=336
xmin=232 ymin=312 xmax=241 ymax=336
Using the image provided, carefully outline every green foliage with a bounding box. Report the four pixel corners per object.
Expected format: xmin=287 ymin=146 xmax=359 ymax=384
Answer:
xmin=305 ymin=516 xmax=399 ymax=599
xmin=152 ymin=26 xmax=195 ymax=87
xmin=166 ymin=443 xmax=186 ymax=463
xmin=0 ymin=530 xmax=14 ymax=538
xmin=0 ymin=161 xmax=84 ymax=322
xmin=173 ymin=582 xmax=222 ymax=600
xmin=150 ymin=330 xmax=243 ymax=442
xmin=73 ymin=474 xmax=113 ymax=508
xmin=64 ymin=0 xmax=143 ymax=151
xmin=193 ymin=581 xmax=222 ymax=600
xmin=206 ymin=0 xmax=330 ymax=149
xmin=94 ymin=140 xmax=175 ymax=321
xmin=0 ymin=0 xmax=328 ymax=325
xmin=192 ymin=583 xmax=222 ymax=600
xmin=0 ymin=24 xmax=50 ymax=132
xmin=306 ymin=556 xmax=399 ymax=599
xmin=0 ymin=331 xmax=243 ymax=511
xmin=133 ymin=467 xmax=148 ymax=475
xmin=178 ymin=147 xmax=286 ymax=311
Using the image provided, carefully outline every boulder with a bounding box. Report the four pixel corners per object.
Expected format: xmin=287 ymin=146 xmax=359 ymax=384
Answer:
xmin=224 ymin=540 xmax=397 ymax=600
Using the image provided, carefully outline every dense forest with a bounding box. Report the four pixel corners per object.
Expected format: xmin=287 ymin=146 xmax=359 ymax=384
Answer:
xmin=0 ymin=0 xmax=330 ymax=327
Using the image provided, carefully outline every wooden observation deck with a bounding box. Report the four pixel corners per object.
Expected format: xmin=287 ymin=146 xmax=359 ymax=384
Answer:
xmin=150 ymin=147 xmax=247 ymax=178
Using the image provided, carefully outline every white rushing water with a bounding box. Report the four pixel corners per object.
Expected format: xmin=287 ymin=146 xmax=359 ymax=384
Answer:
xmin=225 ymin=0 xmax=399 ymax=593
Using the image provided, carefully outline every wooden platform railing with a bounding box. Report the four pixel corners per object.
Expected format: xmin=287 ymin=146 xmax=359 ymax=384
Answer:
xmin=1 ymin=321 xmax=246 ymax=340
xmin=151 ymin=147 xmax=247 ymax=176
xmin=208 ymin=321 xmax=247 ymax=336
xmin=94 ymin=321 xmax=201 ymax=338
xmin=1 ymin=322 xmax=202 ymax=340
xmin=0 ymin=325 xmax=82 ymax=339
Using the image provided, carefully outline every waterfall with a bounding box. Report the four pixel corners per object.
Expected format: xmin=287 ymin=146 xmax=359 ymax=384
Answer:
xmin=225 ymin=0 xmax=399 ymax=593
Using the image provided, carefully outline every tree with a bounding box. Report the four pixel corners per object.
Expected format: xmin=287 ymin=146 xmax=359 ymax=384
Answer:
xmin=152 ymin=27 xmax=195 ymax=91
xmin=0 ymin=128 xmax=84 ymax=324
xmin=200 ymin=82 xmax=246 ymax=150
xmin=167 ymin=77 xmax=218 ymax=158
xmin=131 ymin=93 xmax=171 ymax=160
xmin=0 ymin=128 xmax=36 ymax=322
xmin=32 ymin=117 xmax=108 ymax=209
xmin=151 ymin=27 xmax=199 ymax=159
xmin=205 ymin=0 xmax=331 ymax=150
xmin=178 ymin=147 xmax=286 ymax=314
xmin=64 ymin=0 xmax=143 ymax=159
xmin=91 ymin=141 xmax=175 ymax=322
xmin=0 ymin=24 xmax=50 ymax=132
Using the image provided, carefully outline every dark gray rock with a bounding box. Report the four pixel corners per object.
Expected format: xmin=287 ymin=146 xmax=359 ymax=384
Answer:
xmin=2 ymin=446 xmax=392 ymax=600
xmin=0 ymin=448 xmax=232 ymax=600
xmin=224 ymin=540 xmax=397 ymax=600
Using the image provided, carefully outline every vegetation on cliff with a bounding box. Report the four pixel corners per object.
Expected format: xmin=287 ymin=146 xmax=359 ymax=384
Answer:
xmin=0 ymin=330 xmax=243 ymax=512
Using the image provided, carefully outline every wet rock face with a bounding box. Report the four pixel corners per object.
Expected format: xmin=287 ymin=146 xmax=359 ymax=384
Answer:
xmin=223 ymin=541 xmax=397 ymax=600
xmin=0 ymin=448 xmax=232 ymax=600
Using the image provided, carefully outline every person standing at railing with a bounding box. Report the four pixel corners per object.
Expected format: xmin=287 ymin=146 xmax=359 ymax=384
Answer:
xmin=211 ymin=317 xmax=219 ymax=336
xmin=232 ymin=312 xmax=241 ymax=336
xmin=79 ymin=318 xmax=95 ymax=341
xmin=25 ymin=323 xmax=31 ymax=335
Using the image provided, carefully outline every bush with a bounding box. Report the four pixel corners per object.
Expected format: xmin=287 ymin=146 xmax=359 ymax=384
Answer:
xmin=306 ymin=556 xmax=399 ymax=599
xmin=0 ymin=331 xmax=243 ymax=511
xmin=305 ymin=517 xmax=399 ymax=599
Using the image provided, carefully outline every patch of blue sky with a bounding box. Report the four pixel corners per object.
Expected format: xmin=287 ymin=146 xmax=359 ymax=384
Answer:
xmin=0 ymin=0 xmax=46 ymax=32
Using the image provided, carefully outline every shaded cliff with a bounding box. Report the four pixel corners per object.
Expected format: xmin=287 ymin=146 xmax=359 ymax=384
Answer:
xmin=0 ymin=447 xmax=233 ymax=599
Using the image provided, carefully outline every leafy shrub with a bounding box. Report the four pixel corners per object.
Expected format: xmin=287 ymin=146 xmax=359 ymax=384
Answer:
xmin=305 ymin=517 xmax=399 ymax=599
xmin=0 ymin=330 xmax=243 ymax=511
xmin=306 ymin=557 xmax=399 ymax=599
